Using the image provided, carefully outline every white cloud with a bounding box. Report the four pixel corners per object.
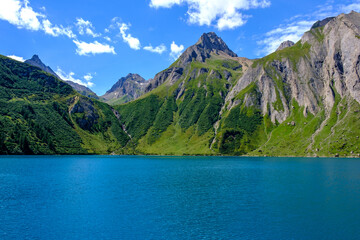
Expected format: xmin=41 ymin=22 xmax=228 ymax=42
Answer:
xmin=119 ymin=23 xmax=141 ymax=50
xmin=170 ymin=41 xmax=184 ymax=60
xmin=0 ymin=0 xmax=43 ymax=30
xmin=104 ymin=36 xmax=111 ymax=42
xmin=143 ymin=44 xmax=167 ymax=54
xmin=257 ymin=20 xmax=314 ymax=55
xmin=73 ymin=40 xmax=116 ymax=56
xmin=149 ymin=0 xmax=270 ymax=30
xmin=7 ymin=54 xmax=25 ymax=62
xmin=83 ymin=73 xmax=93 ymax=81
xmin=216 ymin=12 xmax=248 ymax=30
xmin=56 ymin=67 xmax=94 ymax=88
xmin=42 ymin=19 xmax=76 ymax=38
xmin=256 ymin=1 xmax=360 ymax=56
xmin=0 ymin=0 xmax=76 ymax=39
xmin=150 ymin=0 xmax=181 ymax=8
xmin=340 ymin=2 xmax=360 ymax=13
xmin=75 ymin=18 xmax=101 ymax=38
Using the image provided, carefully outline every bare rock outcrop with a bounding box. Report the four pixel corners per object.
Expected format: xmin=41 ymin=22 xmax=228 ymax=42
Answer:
xmin=225 ymin=11 xmax=360 ymax=123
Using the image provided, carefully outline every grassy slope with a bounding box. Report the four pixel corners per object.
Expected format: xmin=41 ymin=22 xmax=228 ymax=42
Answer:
xmin=2 ymin=40 xmax=359 ymax=156
xmin=120 ymin=42 xmax=360 ymax=157
xmin=105 ymin=95 xmax=132 ymax=105
xmin=0 ymin=55 xmax=129 ymax=154
xmin=114 ymin=56 xmax=244 ymax=155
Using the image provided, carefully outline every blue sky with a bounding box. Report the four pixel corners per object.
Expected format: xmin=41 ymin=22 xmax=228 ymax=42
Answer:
xmin=1 ymin=0 xmax=359 ymax=95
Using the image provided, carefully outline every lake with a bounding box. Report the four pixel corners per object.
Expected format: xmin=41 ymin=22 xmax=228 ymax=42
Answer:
xmin=0 ymin=156 xmax=359 ymax=239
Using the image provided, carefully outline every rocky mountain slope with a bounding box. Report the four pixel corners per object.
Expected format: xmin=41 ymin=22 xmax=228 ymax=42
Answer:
xmin=1 ymin=11 xmax=360 ymax=157
xmin=276 ymin=40 xmax=294 ymax=51
xmin=221 ymin=10 xmax=360 ymax=156
xmin=25 ymin=55 xmax=60 ymax=78
xmin=25 ymin=55 xmax=99 ymax=99
xmin=65 ymin=80 xmax=99 ymax=99
xmin=114 ymin=11 xmax=360 ymax=157
xmin=101 ymin=73 xmax=146 ymax=105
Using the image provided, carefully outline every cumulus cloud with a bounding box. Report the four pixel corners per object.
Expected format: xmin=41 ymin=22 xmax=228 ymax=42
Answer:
xmin=0 ymin=0 xmax=76 ymax=38
xmin=75 ymin=18 xmax=101 ymax=38
xmin=150 ymin=0 xmax=270 ymax=30
xmin=0 ymin=0 xmax=43 ymax=30
xmin=73 ymin=40 xmax=116 ymax=56
xmin=143 ymin=44 xmax=167 ymax=54
xmin=170 ymin=41 xmax=184 ymax=60
xmin=256 ymin=1 xmax=360 ymax=56
xmin=83 ymin=73 xmax=93 ymax=81
xmin=56 ymin=67 xmax=94 ymax=88
xmin=119 ymin=23 xmax=141 ymax=50
xmin=7 ymin=54 xmax=25 ymax=62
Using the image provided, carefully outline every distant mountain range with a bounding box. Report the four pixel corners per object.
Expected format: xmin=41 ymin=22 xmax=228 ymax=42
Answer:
xmin=101 ymin=73 xmax=147 ymax=105
xmin=25 ymin=55 xmax=99 ymax=99
xmin=24 ymin=54 xmax=148 ymax=104
xmin=1 ymin=11 xmax=360 ymax=157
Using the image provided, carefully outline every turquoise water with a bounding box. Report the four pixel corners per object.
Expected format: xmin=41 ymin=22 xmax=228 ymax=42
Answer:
xmin=0 ymin=156 xmax=359 ymax=239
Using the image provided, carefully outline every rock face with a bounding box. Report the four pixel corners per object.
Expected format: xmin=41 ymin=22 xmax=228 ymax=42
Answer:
xmin=178 ymin=32 xmax=237 ymax=66
xmin=145 ymin=32 xmax=240 ymax=93
xmin=225 ymin=11 xmax=360 ymax=123
xmin=25 ymin=55 xmax=60 ymax=79
xmin=69 ymin=96 xmax=99 ymax=131
xmin=276 ymin=40 xmax=295 ymax=51
xmin=102 ymin=73 xmax=146 ymax=104
xmin=311 ymin=17 xmax=335 ymax=29
xmin=25 ymin=55 xmax=98 ymax=99
xmin=115 ymin=11 xmax=360 ymax=156
xmin=65 ymin=81 xmax=99 ymax=99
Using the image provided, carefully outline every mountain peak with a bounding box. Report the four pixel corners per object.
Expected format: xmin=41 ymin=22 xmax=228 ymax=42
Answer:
xmin=102 ymin=73 xmax=146 ymax=104
xmin=276 ymin=40 xmax=295 ymax=51
xmin=27 ymin=54 xmax=44 ymax=66
xmin=29 ymin=54 xmax=40 ymax=61
xmin=25 ymin=54 xmax=60 ymax=79
xmin=175 ymin=32 xmax=237 ymax=67
xmin=311 ymin=17 xmax=335 ymax=29
xmin=124 ymin=73 xmax=143 ymax=81
xmin=195 ymin=32 xmax=237 ymax=57
xmin=196 ymin=32 xmax=219 ymax=44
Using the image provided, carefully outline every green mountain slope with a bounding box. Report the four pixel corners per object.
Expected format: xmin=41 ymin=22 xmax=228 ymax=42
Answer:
xmin=1 ymin=12 xmax=360 ymax=157
xmin=113 ymin=33 xmax=257 ymax=155
xmin=114 ymin=13 xmax=360 ymax=157
xmin=0 ymin=55 xmax=129 ymax=154
xmin=24 ymin=54 xmax=99 ymax=100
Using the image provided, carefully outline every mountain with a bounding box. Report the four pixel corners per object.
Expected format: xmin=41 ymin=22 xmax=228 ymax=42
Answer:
xmin=114 ymin=11 xmax=360 ymax=157
xmin=222 ymin=10 xmax=360 ymax=156
xmin=0 ymin=55 xmax=129 ymax=154
xmin=1 ymin=11 xmax=360 ymax=157
xmin=145 ymin=32 xmax=240 ymax=93
xmin=102 ymin=73 xmax=146 ymax=105
xmin=25 ymin=55 xmax=99 ymax=99
xmin=65 ymin=81 xmax=99 ymax=99
xmin=25 ymin=55 xmax=60 ymax=78
xmin=276 ymin=40 xmax=295 ymax=51
xmin=114 ymin=32 xmax=256 ymax=155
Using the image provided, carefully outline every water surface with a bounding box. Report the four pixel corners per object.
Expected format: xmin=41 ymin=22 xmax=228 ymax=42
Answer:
xmin=0 ymin=156 xmax=359 ymax=239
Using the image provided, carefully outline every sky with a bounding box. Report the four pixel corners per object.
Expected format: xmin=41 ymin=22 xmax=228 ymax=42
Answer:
xmin=1 ymin=0 xmax=360 ymax=95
